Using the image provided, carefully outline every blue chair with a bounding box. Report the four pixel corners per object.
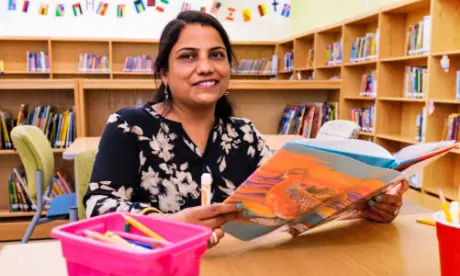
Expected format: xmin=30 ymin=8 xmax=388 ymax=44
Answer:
xmin=10 ymin=125 xmax=78 ymax=243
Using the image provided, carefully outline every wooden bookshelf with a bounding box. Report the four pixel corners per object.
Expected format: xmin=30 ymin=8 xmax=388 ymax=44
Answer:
xmin=293 ymin=0 xmax=457 ymax=207
xmin=0 ymin=80 xmax=77 ymax=240
xmin=1 ymin=0 xmax=460 ymax=241
xmin=78 ymin=79 xmax=338 ymax=137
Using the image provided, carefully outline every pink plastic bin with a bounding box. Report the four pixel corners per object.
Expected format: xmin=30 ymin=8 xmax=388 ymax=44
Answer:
xmin=51 ymin=212 xmax=212 ymax=276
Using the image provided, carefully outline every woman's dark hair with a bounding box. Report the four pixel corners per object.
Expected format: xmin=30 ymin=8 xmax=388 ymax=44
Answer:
xmin=151 ymin=10 xmax=235 ymax=118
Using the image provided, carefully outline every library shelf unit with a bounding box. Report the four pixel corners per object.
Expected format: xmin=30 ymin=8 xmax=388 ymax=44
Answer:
xmin=1 ymin=0 xmax=460 ymax=240
xmin=0 ymin=80 xmax=77 ymax=240
xmin=289 ymin=0 xmax=459 ymax=209
xmin=77 ymin=79 xmax=340 ymax=138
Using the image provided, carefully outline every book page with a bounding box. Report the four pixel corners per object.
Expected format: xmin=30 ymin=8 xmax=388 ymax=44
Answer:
xmin=223 ymin=141 xmax=401 ymax=241
xmin=394 ymin=140 xmax=457 ymax=165
xmin=291 ymin=139 xmax=395 ymax=168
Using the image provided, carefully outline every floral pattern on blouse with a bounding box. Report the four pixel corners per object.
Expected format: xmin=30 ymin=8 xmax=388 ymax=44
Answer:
xmin=83 ymin=104 xmax=272 ymax=218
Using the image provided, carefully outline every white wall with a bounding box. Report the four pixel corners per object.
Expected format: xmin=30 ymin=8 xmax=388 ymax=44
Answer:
xmin=0 ymin=0 xmax=291 ymax=41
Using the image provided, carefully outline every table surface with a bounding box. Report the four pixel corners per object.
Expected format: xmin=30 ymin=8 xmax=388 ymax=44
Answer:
xmin=0 ymin=213 xmax=440 ymax=276
xmin=62 ymin=135 xmax=306 ymax=160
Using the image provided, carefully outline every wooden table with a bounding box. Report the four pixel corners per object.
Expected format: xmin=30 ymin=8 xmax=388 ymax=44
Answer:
xmin=62 ymin=135 xmax=306 ymax=161
xmin=0 ymin=213 xmax=441 ymax=276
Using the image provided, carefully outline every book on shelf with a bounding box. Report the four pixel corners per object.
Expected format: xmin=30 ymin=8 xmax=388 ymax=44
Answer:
xmin=306 ymin=49 xmax=314 ymax=68
xmin=359 ymin=71 xmax=376 ymax=97
xmin=0 ymin=109 xmax=13 ymax=149
xmin=223 ymin=138 xmax=459 ymax=241
xmin=350 ymin=29 xmax=379 ymax=63
xmin=26 ymin=51 xmax=50 ymax=72
xmin=0 ymin=104 xmax=75 ymax=150
xmin=404 ymin=66 xmax=427 ymax=99
xmin=456 ymin=71 xmax=460 ymax=101
xmin=284 ymin=51 xmax=293 ymax=71
xmin=442 ymin=113 xmax=460 ymax=142
xmin=325 ymin=40 xmax=342 ymax=66
xmin=8 ymin=167 xmax=72 ymax=212
xmin=123 ymin=55 xmax=155 ymax=73
xmin=406 ymin=15 xmax=431 ymax=56
xmin=416 ymin=107 xmax=426 ymax=143
xmin=351 ymin=105 xmax=375 ymax=133
xmin=77 ymin=53 xmax=110 ymax=73
xmin=231 ymin=55 xmax=277 ymax=75
xmin=278 ymin=103 xmax=338 ymax=138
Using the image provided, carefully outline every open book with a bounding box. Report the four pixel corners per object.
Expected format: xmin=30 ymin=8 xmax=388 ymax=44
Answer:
xmin=223 ymin=139 xmax=459 ymax=241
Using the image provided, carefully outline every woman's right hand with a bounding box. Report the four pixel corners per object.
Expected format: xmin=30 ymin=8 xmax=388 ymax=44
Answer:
xmin=151 ymin=203 xmax=244 ymax=248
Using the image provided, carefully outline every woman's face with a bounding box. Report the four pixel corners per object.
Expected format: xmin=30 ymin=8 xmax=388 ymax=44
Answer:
xmin=162 ymin=23 xmax=231 ymax=109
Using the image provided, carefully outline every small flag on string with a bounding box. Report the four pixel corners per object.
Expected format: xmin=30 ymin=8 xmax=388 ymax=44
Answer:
xmin=22 ymin=0 xmax=29 ymax=12
xmin=210 ymin=1 xmax=221 ymax=14
xmin=72 ymin=3 xmax=83 ymax=16
xmin=55 ymin=4 xmax=65 ymax=17
xmin=147 ymin=0 xmax=155 ymax=6
xmin=96 ymin=1 xmax=108 ymax=16
xmin=155 ymin=0 xmax=168 ymax=12
xmin=134 ymin=0 xmax=146 ymax=13
xmin=86 ymin=0 xmax=95 ymax=11
xmin=272 ymin=0 xmax=279 ymax=12
xmin=181 ymin=1 xmax=191 ymax=11
xmin=200 ymin=7 xmax=206 ymax=13
xmin=226 ymin=7 xmax=235 ymax=21
xmin=258 ymin=4 xmax=267 ymax=16
xmin=8 ymin=0 xmax=16 ymax=11
xmin=39 ymin=3 xmax=48 ymax=15
xmin=117 ymin=4 xmax=125 ymax=17
xmin=242 ymin=8 xmax=251 ymax=22
xmin=281 ymin=3 xmax=290 ymax=17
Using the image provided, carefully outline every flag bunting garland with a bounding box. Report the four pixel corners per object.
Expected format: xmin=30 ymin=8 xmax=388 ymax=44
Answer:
xmin=6 ymin=0 xmax=291 ymax=21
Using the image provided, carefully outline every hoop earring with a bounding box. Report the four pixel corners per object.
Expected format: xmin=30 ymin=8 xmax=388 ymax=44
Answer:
xmin=164 ymin=85 xmax=170 ymax=100
xmin=224 ymin=91 xmax=229 ymax=96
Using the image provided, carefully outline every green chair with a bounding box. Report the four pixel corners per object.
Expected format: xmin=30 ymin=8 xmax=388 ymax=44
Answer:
xmin=74 ymin=148 xmax=97 ymax=220
xmin=10 ymin=125 xmax=78 ymax=243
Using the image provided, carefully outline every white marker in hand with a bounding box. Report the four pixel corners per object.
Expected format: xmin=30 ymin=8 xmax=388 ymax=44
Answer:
xmin=201 ymin=173 xmax=213 ymax=206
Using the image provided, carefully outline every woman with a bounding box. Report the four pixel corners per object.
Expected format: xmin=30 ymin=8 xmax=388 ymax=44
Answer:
xmin=83 ymin=11 xmax=409 ymax=246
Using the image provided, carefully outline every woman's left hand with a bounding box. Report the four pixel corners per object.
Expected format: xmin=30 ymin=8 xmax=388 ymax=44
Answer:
xmin=359 ymin=179 xmax=410 ymax=223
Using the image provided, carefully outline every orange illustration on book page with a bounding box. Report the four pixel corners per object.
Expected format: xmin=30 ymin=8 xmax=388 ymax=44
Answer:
xmin=225 ymin=149 xmax=386 ymax=227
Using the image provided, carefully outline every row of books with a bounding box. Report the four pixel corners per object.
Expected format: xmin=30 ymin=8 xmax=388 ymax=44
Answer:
xmin=325 ymin=40 xmax=342 ymax=66
xmin=442 ymin=113 xmax=460 ymax=142
xmin=350 ymin=30 xmax=379 ymax=63
xmin=8 ymin=168 xmax=72 ymax=212
xmin=359 ymin=71 xmax=377 ymax=97
xmin=351 ymin=105 xmax=375 ymax=133
xmin=0 ymin=104 xmax=75 ymax=150
xmin=27 ymin=51 xmax=50 ymax=72
xmin=231 ymin=56 xmax=278 ymax=74
xmin=278 ymin=102 xmax=338 ymax=138
xmin=407 ymin=15 xmax=431 ymax=56
xmin=123 ymin=55 xmax=155 ymax=72
xmin=416 ymin=107 xmax=427 ymax=142
xmin=404 ymin=66 xmax=427 ymax=99
xmin=77 ymin=53 xmax=110 ymax=73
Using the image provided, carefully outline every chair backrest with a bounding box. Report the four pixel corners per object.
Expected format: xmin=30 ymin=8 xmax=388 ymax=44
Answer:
xmin=316 ymin=120 xmax=361 ymax=140
xmin=75 ymin=148 xmax=97 ymax=220
xmin=10 ymin=125 xmax=55 ymax=200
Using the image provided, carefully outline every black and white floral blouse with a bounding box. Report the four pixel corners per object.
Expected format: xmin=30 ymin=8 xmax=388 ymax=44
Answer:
xmin=83 ymin=104 xmax=272 ymax=218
